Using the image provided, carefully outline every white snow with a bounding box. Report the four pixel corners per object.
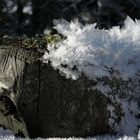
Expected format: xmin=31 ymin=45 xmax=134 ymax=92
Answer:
xmin=0 ymin=127 xmax=14 ymax=136
xmin=43 ymin=17 xmax=140 ymax=81
xmin=0 ymin=137 xmax=137 ymax=140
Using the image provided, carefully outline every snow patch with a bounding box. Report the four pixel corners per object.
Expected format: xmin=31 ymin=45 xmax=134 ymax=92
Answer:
xmin=43 ymin=17 xmax=140 ymax=81
xmin=0 ymin=127 xmax=14 ymax=136
xmin=0 ymin=128 xmax=140 ymax=140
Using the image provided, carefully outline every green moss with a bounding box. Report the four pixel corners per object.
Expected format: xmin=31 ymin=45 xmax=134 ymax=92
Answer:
xmin=44 ymin=34 xmax=61 ymax=44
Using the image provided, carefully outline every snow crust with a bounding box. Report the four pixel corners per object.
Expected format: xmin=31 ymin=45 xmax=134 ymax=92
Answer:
xmin=43 ymin=17 xmax=140 ymax=80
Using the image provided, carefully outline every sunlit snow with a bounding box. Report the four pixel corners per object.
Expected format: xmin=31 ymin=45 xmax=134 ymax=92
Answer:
xmin=43 ymin=17 xmax=140 ymax=80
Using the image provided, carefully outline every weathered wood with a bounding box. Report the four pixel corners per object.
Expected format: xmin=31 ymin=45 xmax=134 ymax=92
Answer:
xmin=17 ymin=63 xmax=110 ymax=138
xmin=17 ymin=62 xmax=40 ymax=137
xmin=0 ymin=36 xmax=132 ymax=138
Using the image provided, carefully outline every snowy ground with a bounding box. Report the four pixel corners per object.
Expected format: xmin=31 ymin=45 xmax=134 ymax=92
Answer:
xmin=0 ymin=128 xmax=140 ymax=140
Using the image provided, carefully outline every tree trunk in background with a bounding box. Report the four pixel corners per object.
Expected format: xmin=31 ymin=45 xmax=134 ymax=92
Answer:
xmin=31 ymin=0 xmax=48 ymax=34
xmin=17 ymin=0 xmax=24 ymax=34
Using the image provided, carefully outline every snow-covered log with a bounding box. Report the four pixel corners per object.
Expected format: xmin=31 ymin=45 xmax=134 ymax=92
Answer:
xmin=0 ymin=17 xmax=139 ymax=138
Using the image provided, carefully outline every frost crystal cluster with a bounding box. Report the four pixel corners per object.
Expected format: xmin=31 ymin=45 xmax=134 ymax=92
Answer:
xmin=43 ymin=17 xmax=140 ymax=80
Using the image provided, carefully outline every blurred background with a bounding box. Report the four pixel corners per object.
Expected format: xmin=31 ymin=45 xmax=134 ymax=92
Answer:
xmin=0 ymin=0 xmax=140 ymax=36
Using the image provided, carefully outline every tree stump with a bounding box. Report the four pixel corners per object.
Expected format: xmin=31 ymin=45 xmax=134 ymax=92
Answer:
xmin=0 ymin=37 xmax=139 ymax=138
xmin=17 ymin=62 xmax=110 ymax=138
xmin=0 ymin=55 xmax=111 ymax=138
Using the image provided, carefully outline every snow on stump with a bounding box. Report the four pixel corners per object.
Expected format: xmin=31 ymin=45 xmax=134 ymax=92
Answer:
xmin=0 ymin=17 xmax=139 ymax=138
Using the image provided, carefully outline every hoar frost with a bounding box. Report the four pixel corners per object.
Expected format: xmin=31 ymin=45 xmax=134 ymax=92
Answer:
xmin=43 ymin=17 xmax=140 ymax=81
